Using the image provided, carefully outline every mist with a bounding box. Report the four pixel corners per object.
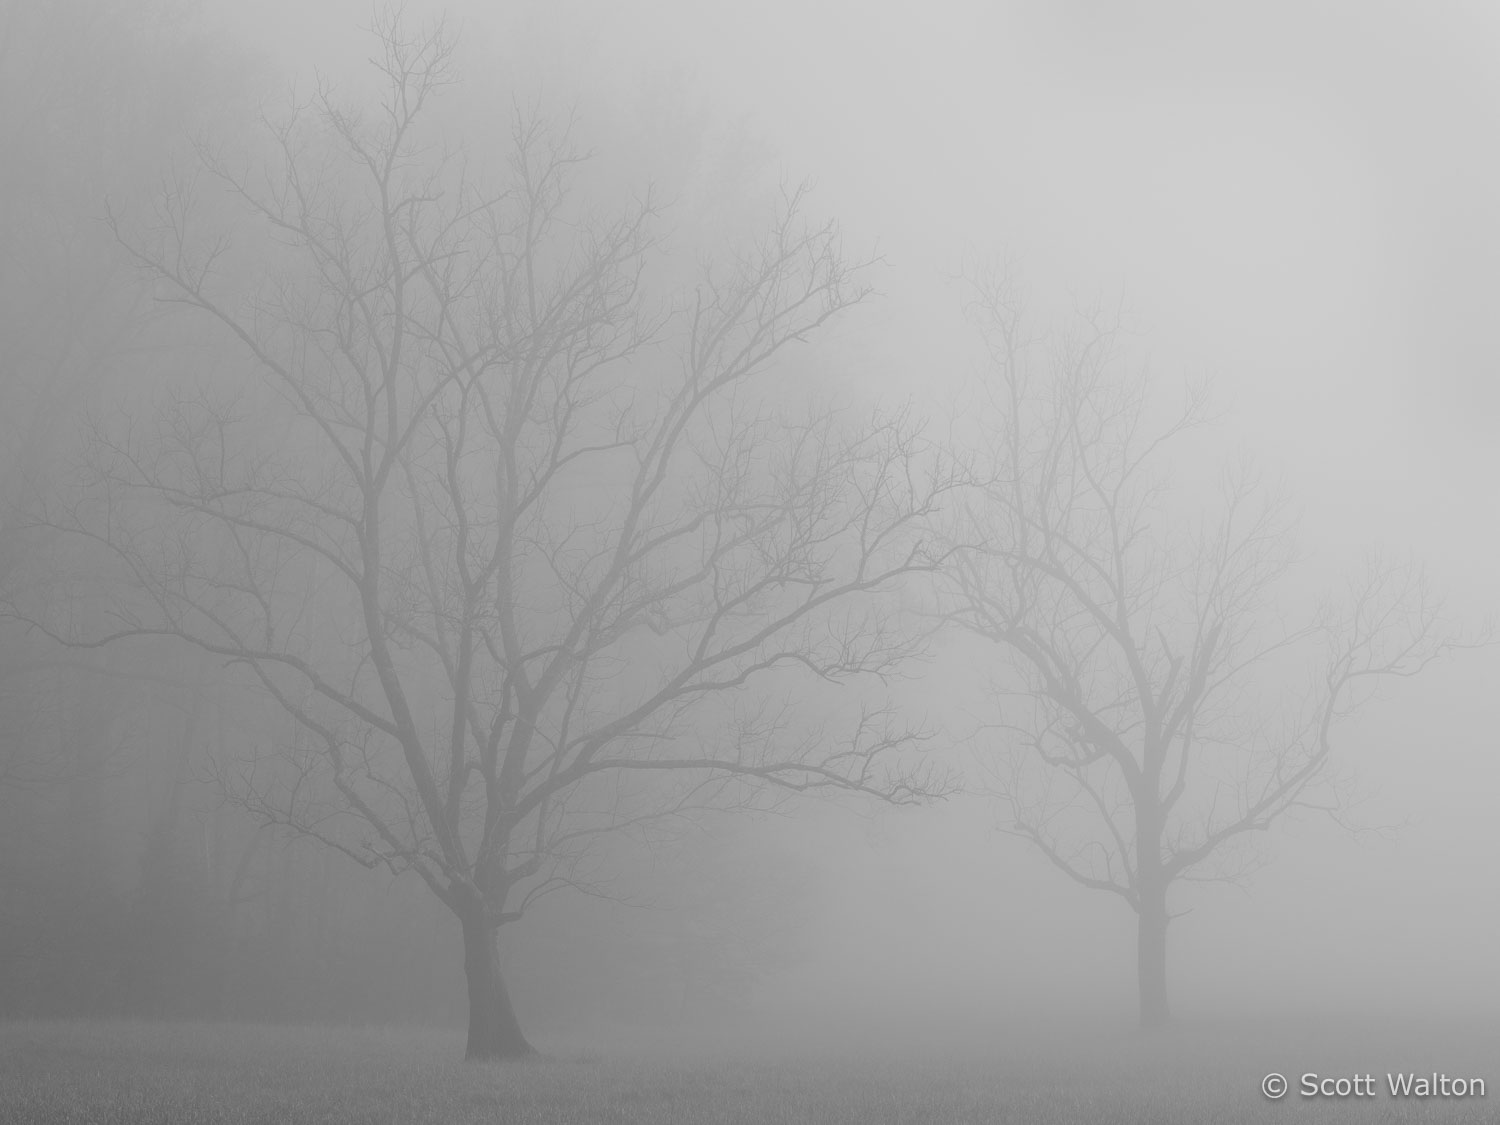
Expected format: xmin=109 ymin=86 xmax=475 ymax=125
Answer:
xmin=2 ymin=1 xmax=1497 ymax=1121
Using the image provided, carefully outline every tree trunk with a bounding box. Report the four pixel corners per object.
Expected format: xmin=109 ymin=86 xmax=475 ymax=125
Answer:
xmin=1136 ymin=888 xmax=1170 ymax=1030
xmin=461 ymin=910 xmax=533 ymax=1060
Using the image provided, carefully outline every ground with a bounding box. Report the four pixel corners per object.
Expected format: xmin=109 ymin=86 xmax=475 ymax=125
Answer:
xmin=1 ymin=1017 xmax=1496 ymax=1123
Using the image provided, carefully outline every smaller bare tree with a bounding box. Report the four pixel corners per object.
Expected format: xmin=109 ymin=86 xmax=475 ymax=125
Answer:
xmin=942 ymin=263 xmax=1479 ymax=1029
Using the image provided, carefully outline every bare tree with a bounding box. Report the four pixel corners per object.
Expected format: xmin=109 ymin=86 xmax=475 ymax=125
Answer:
xmin=15 ymin=18 xmax=952 ymax=1058
xmin=942 ymin=264 xmax=1476 ymax=1029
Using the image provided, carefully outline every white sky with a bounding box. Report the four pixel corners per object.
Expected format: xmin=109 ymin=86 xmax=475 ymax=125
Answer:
xmin=225 ymin=0 xmax=1499 ymax=589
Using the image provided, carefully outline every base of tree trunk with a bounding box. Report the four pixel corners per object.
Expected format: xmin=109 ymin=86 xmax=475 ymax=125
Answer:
xmin=464 ymin=1037 xmax=535 ymax=1062
xmin=1137 ymin=898 xmax=1170 ymax=1030
xmin=462 ymin=913 xmax=534 ymax=1061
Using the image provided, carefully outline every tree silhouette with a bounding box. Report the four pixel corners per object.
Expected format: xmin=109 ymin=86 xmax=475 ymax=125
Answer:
xmin=943 ymin=263 xmax=1474 ymax=1028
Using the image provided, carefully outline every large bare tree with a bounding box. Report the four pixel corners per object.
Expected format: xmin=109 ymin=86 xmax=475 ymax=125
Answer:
xmin=943 ymin=265 xmax=1474 ymax=1029
xmin=18 ymin=20 xmax=952 ymax=1058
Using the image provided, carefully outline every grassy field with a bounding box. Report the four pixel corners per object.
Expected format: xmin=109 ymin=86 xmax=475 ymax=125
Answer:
xmin=1 ymin=1016 xmax=1497 ymax=1123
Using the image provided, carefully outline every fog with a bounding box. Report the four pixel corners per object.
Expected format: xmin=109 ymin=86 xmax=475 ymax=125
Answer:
xmin=3 ymin=0 xmax=1498 ymax=1106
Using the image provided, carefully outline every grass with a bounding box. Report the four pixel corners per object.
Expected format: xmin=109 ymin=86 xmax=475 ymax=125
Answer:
xmin=1 ymin=1016 xmax=1497 ymax=1123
